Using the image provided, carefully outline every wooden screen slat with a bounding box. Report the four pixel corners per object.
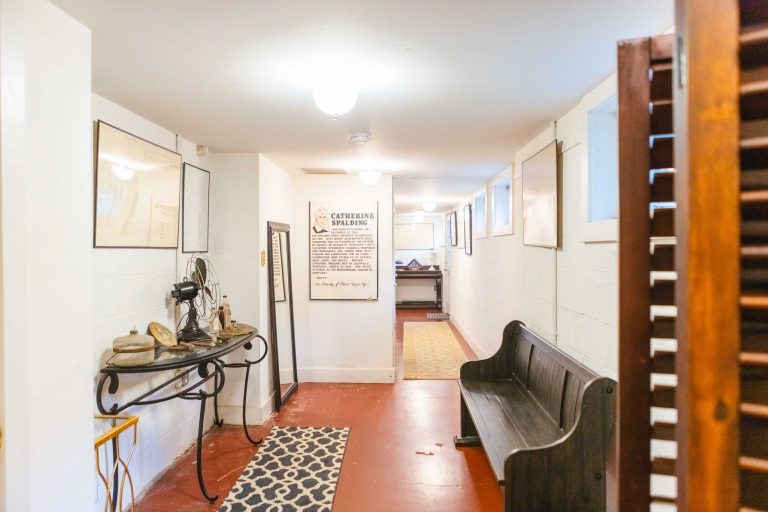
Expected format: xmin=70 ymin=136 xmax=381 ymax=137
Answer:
xmin=652 ymin=244 xmax=676 ymax=271
xmin=652 ymin=421 xmax=677 ymax=441
xmin=675 ymin=0 xmax=742 ymax=510
xmin=652 ymin=316 xmax=676 ymax=338
xmin=740 ymin=456 xmax=768 ymax=474
xmin=652 ymin=207 xmax=676 ymax=237
xmin=652 ymin=384 xmax=677 ymax=408
xmin=653 ymin=456 xmax=678 ymax=476
xmin=652 ymin=350 xmax=677 ymax=374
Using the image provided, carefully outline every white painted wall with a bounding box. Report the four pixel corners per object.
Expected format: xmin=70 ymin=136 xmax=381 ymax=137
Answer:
xmin=448 ymin=76 xmax=619 ymax=511
xmin=450 ymin=95 xmax=618 ymax=379
xmin=292 ymin=175 xmax=395 ymax=383
xmin=394 ymin=213 xmax=445 ymax=267
xmin=91 ymin=94 xmax=218 ymax=502
xmin=395 ymin=213 xmax=445 ymax=304
xmin=208 ymin=153 xmax=262 ymax=423
xmin=0 ymin=1 xmax=94 ymax=509
xmin=256 ymin=155 xmax=295 ymax=417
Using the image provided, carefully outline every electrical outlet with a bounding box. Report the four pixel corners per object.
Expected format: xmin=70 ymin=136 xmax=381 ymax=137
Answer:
xmin=175 ymin=369 xmax=189 ymax=389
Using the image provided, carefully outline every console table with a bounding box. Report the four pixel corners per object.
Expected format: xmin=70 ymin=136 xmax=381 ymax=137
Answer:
xmin=395 ymin=269 xmax=443 ymax=309
xmin=96 ymin=326 xmax=267 ymax=503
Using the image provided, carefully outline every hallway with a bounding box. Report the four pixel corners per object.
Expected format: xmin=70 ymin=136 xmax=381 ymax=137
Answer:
xmin=137 ymin=310 xmax=503 ymax=511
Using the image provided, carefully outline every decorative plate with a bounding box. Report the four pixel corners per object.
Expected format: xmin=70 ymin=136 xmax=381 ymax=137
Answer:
xmin=219 ymin=324 xmax=255 ymax=339
xmin=148 ymin=321 xmax=177 ymax=347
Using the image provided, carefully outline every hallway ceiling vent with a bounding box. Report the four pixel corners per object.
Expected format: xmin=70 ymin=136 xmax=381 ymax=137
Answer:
xmin=347 ymin=132 xmax=371 ymax=144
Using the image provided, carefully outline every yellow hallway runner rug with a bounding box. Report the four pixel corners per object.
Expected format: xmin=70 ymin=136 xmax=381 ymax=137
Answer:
xmin=403 ymin=321 xmax=467 ymax=379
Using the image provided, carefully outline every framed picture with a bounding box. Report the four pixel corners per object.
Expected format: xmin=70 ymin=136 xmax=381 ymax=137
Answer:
xmin=94 ymin=121 xmax=182 ymax=248
xmin=182 ymin=163 xmax=210 ymax=253
xmin=463 ymin=204 xmax=473 ymax=255
xmin=309 ymin=201 xmax=379 ymax=300
xmin=522 ymin=141 xmax=558 ymax=248
xmin=449 ymin=211 xmax=458 ymax=246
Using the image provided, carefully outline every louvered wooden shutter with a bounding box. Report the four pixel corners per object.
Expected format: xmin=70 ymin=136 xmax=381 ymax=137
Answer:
xmin=618 ymin=33 xmax=677 ymax=511
xmin=674 ymin=0 xmax=742 ymax=510
xmin=739 ymin=1 xmax=768 ymax=509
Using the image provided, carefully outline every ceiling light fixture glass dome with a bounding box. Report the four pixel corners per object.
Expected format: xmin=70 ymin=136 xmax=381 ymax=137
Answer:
xmin=358 ymin=170 xmax=381 ymax=186
xmin=422 ymin=201 xmax=437 ymax=212
xmin=312 ymin=73 xmax=359 ymax=118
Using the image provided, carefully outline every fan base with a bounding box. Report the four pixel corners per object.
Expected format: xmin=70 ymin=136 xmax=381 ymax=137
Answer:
xmin=178 ymin=326 xmax=211 ymax=342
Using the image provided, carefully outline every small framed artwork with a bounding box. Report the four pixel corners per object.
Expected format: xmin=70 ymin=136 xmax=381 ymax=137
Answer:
xmin=522 ymin=140 xmax=558 ymax=248
xmin=182 ymin=163 xmax=210 ymax=253
xmin=463 ymin=204 xmax=473 ymax=255
xmin=450 ymin=211 xmax=458 ymax=246
xmin=94 ymin=121 xmax=182 ymax=248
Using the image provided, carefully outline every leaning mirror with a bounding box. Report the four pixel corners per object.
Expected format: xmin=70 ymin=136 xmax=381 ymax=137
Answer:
xmin=267 ymin=221 xmax=298 ymax=410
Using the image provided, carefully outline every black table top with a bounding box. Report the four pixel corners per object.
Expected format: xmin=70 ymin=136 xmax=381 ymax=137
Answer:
xmin=101 ymin=325 xmax=259 ymax=374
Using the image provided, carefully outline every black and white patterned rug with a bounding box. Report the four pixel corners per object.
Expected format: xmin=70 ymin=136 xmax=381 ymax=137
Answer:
xmin=426 ymin=312 xmax=450 ymax=320
xmin=219 ymin=426 xmax=350 ymax=512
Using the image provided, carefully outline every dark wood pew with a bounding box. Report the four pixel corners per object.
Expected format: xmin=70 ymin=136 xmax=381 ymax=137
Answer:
xmin=454 ymin=320 xmax=616 ymax=511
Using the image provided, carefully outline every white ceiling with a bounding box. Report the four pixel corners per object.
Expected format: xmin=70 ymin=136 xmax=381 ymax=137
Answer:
xmin=52 ymin=0 xmax=673 ymax=212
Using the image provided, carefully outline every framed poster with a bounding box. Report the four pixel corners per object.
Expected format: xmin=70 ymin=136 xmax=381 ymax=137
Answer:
xmin=271 ymin=230 xmax=286 ymax=302
xmin=450 ymin=211 xmax=458 ymax=246
xmin=522 ymin=141 xmax=558 ymax=247
xmin=182 ymin=163 xmax=210 ymax=253
xmin=463 ymin=204 xmax=473 ymax=255
xmin=309 ymin=202 xmax=378 ymax=300
xmin=94 ymin=121 xmax=182 ymax=248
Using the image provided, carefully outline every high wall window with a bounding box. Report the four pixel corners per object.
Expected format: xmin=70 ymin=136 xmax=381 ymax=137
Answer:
xmin=474 ymin=189 xmax=487 ymax=237
xmin=580 ymin=76 xmax=618 ymax=242
xmin=587 ymin=95 xmax=618 ymax=223
xmin=491 ymin=167 xmax=513 ymax=236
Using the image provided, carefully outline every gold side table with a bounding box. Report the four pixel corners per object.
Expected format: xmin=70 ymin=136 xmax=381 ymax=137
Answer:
xmin=94 ymin=415 xmax=138 ymax=512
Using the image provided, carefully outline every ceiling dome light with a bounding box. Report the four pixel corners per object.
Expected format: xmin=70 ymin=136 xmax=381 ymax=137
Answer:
xmin=422 ymin=201 xmax=436 ymax=212
xmin=358 ymin=170 xmax=381 ymax=186
xmin=313 ymin=74 xmax=358 ymax=118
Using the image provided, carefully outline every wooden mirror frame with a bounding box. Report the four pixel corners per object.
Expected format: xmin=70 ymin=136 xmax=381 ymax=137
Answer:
xmin=267 ymin=221 xmax=298 ymax=410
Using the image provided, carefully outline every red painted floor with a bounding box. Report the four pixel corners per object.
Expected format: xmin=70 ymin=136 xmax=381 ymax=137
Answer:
xmin=137 ymin=310 xmax=503 ymax=511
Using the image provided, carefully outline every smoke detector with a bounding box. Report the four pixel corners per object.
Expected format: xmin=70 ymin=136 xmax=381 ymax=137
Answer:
xmin=347 ymin=132 xmax=371 ymax=144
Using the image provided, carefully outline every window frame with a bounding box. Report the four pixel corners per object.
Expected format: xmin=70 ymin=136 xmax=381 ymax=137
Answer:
xmin=472 ymin=185 xmax=489 ymax=238
xmin=490 ymin=166 xmax=514 ymax=236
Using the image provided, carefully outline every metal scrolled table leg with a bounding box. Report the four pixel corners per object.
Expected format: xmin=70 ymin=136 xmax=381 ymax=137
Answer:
xmin=184 ymin=360 xmax=226 ymax=503
xmin=195 ymin=390 xmax=217 ymax=503
xmin=212 ymin=370 xmax=224 ymax=428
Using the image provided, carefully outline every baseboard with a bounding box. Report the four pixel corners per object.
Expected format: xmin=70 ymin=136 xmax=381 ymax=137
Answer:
xmin=449 ymin=316 xmax=488 ymax=359
xmin=298 ymin=367 xmax=395 ymax=383
xmin=260 ymin=391 xmax=275 ymax=422
xmin=216 ymin=404 xmax=262 ymax=425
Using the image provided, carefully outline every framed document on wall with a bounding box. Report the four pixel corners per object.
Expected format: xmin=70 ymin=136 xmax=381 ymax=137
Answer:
xmin=522 ymin=141 xmax=558 ymax=248
xmin=182 ymin=163 xmax=210 ymax=253
xmin=271 ymin=230 xmax=286 ymax=302
xmin=94 ymin=121 xmax=182 ymax=248
xmin=309 ymin=201 xmax=378 ymax=300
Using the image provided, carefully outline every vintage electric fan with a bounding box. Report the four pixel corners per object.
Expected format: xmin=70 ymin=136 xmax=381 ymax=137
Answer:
xmin=172 ymin=255 xmax=221 ymax=341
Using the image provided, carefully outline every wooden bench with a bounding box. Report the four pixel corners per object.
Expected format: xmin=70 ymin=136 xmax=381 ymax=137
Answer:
xmin=454 ymin=320 xmax=616 ymax=511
